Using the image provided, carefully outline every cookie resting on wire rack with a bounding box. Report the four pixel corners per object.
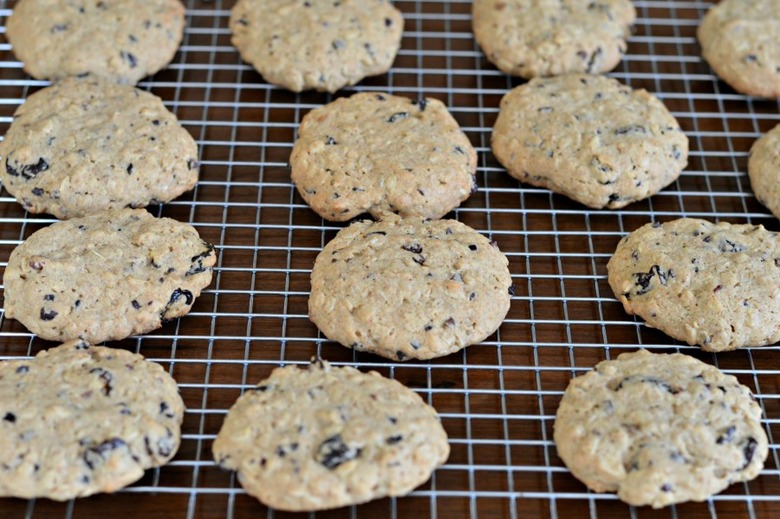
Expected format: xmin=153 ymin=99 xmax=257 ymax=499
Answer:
xmin=212 ymin=359 xmax=449 ymax=511
xmin=308 ymin=216 xmax=513 ymax=361
xmin=748 ymin=123 xmax=780 ymax=219
xmin=472 ymin=0 xmax=636 ymax=78
xmin=607 ymin=218 xmax=780 ymax=351
xmin=698 ymin=0 xmax=780 ymax=98
xmin=290 ymin=92 xmax=477 ymax=221
xmin=554 ymin=349 xmax=768 ymax=508
xmin=491 ymin=74 xmax=688 ymax=209
xmin=6 ymin=0 xmax=186 ymax=84
xmin=230 ymin=0 xmax=403 ymax=93
xmin=0 ymin=77 xmax=199 ymax=219
xmin=0 ymin=340 xmax=185 ymax=501
xmin=3 ymin=208 xmax=216 ymax=344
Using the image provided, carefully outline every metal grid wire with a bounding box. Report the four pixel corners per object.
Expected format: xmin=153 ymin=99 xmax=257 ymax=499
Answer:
xmin=0 ymin=0 xmax=779 ymax=517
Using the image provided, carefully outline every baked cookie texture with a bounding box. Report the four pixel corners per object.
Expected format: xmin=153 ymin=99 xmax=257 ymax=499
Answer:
xmin=748 ymin=124 xmax=780 ymax=219
xmin=472 ymin=0 xmax=636 ymax=78
xmin=0 ymin=78 xmax=199 ymax=219
xmin=308 ymin=217 xmax=512 ymax=361
xmin=3 ymin=208 xmax=216 ymax=344
xmin=212 ymin=359 xmax=449 ymax=511
xmin=491 ymin=74 xmax=688 ymax=209
xmin=0 ymin=340 xmax=185 ymax=501
xmin=230 ymin=0 xmax=403 ymax=93
xmin=554 ymin=349 xmax=768 ymax=508
xmin=290 ymin=93 xmax=477 ymax=221
xmin=6 ymin=0 xmax=185 ymax=84
xmin=607 ymin=218 xmax=780 ymax=351
xmin=698 ymin=0 xmax=780 ymax=98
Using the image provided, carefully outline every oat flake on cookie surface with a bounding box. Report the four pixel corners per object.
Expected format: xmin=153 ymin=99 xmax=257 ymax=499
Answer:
xmin=212 ymin=359 xmax=449 ymax=511
xmin=554 ymin=349 xmax=767 ymax=508
xmin=0 ymin=340 xmax=184 ymax=501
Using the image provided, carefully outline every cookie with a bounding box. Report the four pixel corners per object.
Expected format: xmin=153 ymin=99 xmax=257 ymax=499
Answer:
xmin=748 ymin=124 xmax=780 ymax=218
xmin=491 ymin=74 xmax=688 ymax=209
xmin=607 ymin=218 xmax=780 ymax=351
xmin=0 ymin=340 xmax=184 ymax=500
xmin=0 ymin=77 xmax=199 ymax=219
xmin=230 ymin=0 xmax=403 ymax=93
xmin=290 ymin=93 xmax=478 ymax=221
xmin=6 ymin=0 xmax=185 ymax=84
xmin=554 ymin=349 xmax=768 ymax=508
xmin=212 ymin=358 xmax=449 ymax=511
xmin=472 ymin=0 xmax=636 ymax=78
xmin=3 ymin=208 xmax=216 ymax=344
xmin=308 ymin=216 xmax=512 ymax=361
xmin=698 ymin=0 xmax=780 ymax=98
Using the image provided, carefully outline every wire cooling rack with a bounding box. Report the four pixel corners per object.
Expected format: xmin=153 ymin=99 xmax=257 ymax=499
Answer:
xmin=1 ymin=0 xmax=779 ymax=517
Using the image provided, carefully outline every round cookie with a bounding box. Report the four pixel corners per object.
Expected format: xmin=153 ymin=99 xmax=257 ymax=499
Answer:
xmin=0 ymin=77 xmax=199 ymax=219
xmin=607 ymin=218 xmax=780 ymax=351
xmin=308 ymin=216 xmax=512 ymax=361
xmin=290 ymin=93 xmax=478 ymax=221
xmin=6 ymin=0 xmax=185 ymax=84
xmin=212 ymin=359 xmax=450 ymax=511
xmin=0 ymin=340 xmax=185 ymax=501
xmin=554 ymin=349 xmax=768 ymax=508
xmin=472 ymin=0 xmax=636 ymax=78
xmin=698 ymin=0 xmax=780 ymax=98
xmin=748 ymin=124 xmax=780 ymax=218
xmin=491 ymin=74 xmax=688 ymax=209
xmin=3 ymin=208 xmax=216 ymax=344
xmin=230 ymin=0 xmax=404 ymax=93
